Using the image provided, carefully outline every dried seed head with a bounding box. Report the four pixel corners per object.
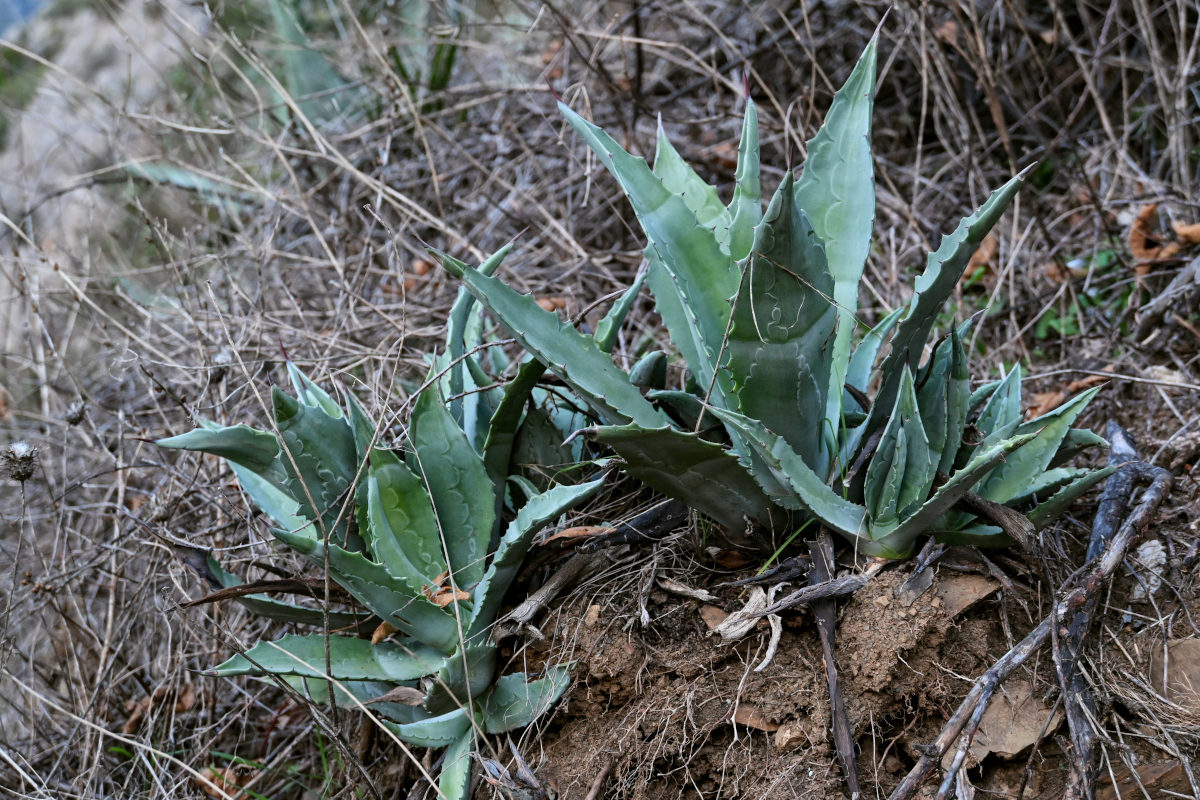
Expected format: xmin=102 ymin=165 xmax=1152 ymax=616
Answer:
xmin=4 ymin=441 xmax=38 ymax=482
xmin=65 ymin=401 xmax=87 ymax=426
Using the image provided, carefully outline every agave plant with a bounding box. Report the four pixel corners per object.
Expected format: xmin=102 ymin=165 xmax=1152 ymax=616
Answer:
xmin=435 ymin=34 xmax=1108 ymax=559
xmin=157 ymin=279 xmax=611 ymax=799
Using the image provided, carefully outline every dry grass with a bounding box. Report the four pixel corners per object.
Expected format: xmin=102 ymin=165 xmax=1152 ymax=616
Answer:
xmin=1 ymin=0 xmax=1198 ymax=797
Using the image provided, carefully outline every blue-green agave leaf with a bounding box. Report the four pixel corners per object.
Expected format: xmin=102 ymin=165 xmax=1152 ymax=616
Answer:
xmin=707 ymin=407 xmax=868 ymax=541
xmin=865 ymin=173 xmax=1025 ymax=439
xmin=408 ymin=385 xmax=496 ymax=589
xmin=436 ymin=729 xmax=475 ymax=800
xmin=792 ymin=36 xmax=877 ymax=448
xmin=286 ymin=361 xmax=343 ymax=419
xmin=727 ymin=175 xmax=837 ymax=468
xmin=871 ymin=432 xmax=1038 ymax=557
xmin=157 ymin=422 xmax=280 ymax=474
xmin=594 ymin=265 xmax=650 ymax=353
xmin=589 ymin=424 xmax=777 ymax=538
xmin=271 ymin=526 xmax=460 ymax=654
xmin=560 ymin=102 xmax=738 ymax=404
xmin=281 ymin=676 xmax=425 ymax=724
xmin=212 ymin=633 xmax=445 ymax=682
xmin=980 ymin=387 xmax=1101 ymax=504
xmin=198 ymin=552 xmax=368 ymax=628
xmin=366 ymin=450 xmax=448 ymax=586
xmin=435 ymin=248 xmax=667 ymax=429
xmin=424 ymin=642 xmax=497 ymax=715
xmin=651 ymin=118 xmax=730 ymax=235
xmin=382 ymin=707 xmax=472 ymax=748
xmin=480 ymin=667 xmax=572 ymax=734
xmin=468 ymin=476 xmax=607 ymax=639
xmin=1028 ymin=465 xmax=1116 ymax=529
xmin=726 ymin=99 xmax=762 ymax=260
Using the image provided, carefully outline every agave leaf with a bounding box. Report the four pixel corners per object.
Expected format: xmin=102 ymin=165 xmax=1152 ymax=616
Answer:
xmin=198 ymin=553 xmax=368 ymax=628
xmin=726 ymin=99 xmax=762 ymax=260
xmin=560 ymin=102 xmax=738 ymax=403
xmin=973 ymin=365 xmax=1024 ymax=441
xmin=846 ymin=306 xmax=903 ymax=398
xmin=468 ymin=476 xmax=607 ymax=639
xmin=272 ymin=386 xmax=358 ymax=543
xmin=480 ymin=668 xmax=572 ymax=734
xmin=436 ymin=729 xmax=475 ymax=800
xmin=1028 ymin=465 xmax=1115 ymax=529
xmin=286 ymin=361 xmax=343 ymax=419
xmin=644 ymin=251 xmax=734 ymax=408
xmin=1005 ymin=466 xmax=1091 ymax=507
xmin=980 ymin=387 xmax=1101 ymax=504
xmin=727 ymin=176 xmax=837 ymax=468
xmin=792 ymin=36 xmax=877 ymax=448
xmin=282 ymin=676 xmax=425 ymax=724
xmin=706 ymin=407 xmax=868 ymax=541
xmin=932 ymin=523 xmax=1006 ymax=547
xmin=1051 ymin=427 xmax=1109 ymax=467
xmin=438 ymin=246 xmax=511 ymax=447
xmin=424 ymin=643 xmax=498 ymax=715
xmin=589 ymin=424 xmax=777 ymax=538
xmin=408 ymin=386 xmax=496 ymax=589
xmin=271 ymin=527 xmax=460 ymax=654
xmin=651 ymin=118 xmax=730 ymax=236
xmin=867 ymin=425 xmax=907 ymax=525
xmin=226 ymin=460 xmax=312 ymax=534
xmin=594 ymin=265 xmax=649 ymax=353
xmin=365 ymin=452 xmax=448 ymax=586
xmin=865 ymin=173 xmax=1025 ymax=440
xmin=382 ymin=707 xmax=472 ymax=748
xmin=869 ymin=432 xmax=1038 ymax=557
xmin=628 ymin=350 xmax=669 ymax=392
xmin=212 ymin=633 xmax=445 ymax=682
xmin=435 ymin=249 xmax=666 ymax=429
xmin=915 ymin=324 xmax=970 ymax=475
xmin=482 ymin=357 xmax=547 ymax=492
xmin=157 ymin=422 xmax=281 ymax=474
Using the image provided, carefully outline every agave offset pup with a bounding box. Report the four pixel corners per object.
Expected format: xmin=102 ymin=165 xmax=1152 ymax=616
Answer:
xmin=436 ymin=34 xmax=1107 ymax=559
xmin=157 ymin=283 xmax=608 ymax=800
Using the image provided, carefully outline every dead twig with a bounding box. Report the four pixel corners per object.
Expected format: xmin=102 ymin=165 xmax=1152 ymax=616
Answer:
xmin=889 ymin=422 xmax=1173 ymax=800
xmin=810 ymin=531 xmax=861 ymax=799
xmin=1057 ymin=423 xmax=1170 ymax=799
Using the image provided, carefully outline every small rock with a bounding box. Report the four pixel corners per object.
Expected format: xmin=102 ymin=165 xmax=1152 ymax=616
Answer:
xmin=873 ymin=595 xmax=890 ymax=607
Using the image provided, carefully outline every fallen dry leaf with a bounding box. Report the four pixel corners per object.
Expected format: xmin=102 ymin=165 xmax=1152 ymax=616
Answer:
xmin=657 ymin=576 xmax=718 ymax=602
xmin=937 ymin=574 xmax=999 ymax=619
xmin=969 ymin=233 xmax=998 ymax=271
xmin=371 ymin=620 xmax=399 ymax=645
xmin=539 ymin=525 xmax=613 ymax=545
xmin=1172 ymin=219 xmax=1200 ymax=244
xmin=940 ymin=679 xmax=1061 ymax=768
xmin=122 ymin=683 xmax=196 ymax=734
xmin=1130 ymin=203 xmax=1183 ymax=262
xmin=1149 ymin=638 xmax=1200 ymax=712
xmin=422 ymin=571 xmax=471 ymax=608
xmin=535 ymin=296 xmax=568 ymax=312
xmin=1024 ymin=371 xmax=1110 ymax=419
xmin=1043 ymin=259 xmax=1088 ymax=284
xmin=732 ymin=704 xmax=779 ymax=732
xmin=699 ymin=604 xmax=729 ymax=631
xmin=194 ymin=765 xmax=257 ymax=800
xmin=410 ymin=258 xmax=432 ymax=276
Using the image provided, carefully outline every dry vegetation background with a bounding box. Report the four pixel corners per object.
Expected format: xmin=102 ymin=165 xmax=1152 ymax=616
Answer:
xmin=1 ymin=0 xmax=1199 ymax=798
